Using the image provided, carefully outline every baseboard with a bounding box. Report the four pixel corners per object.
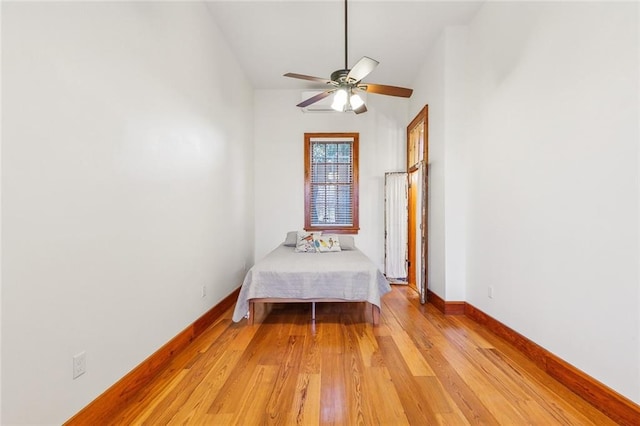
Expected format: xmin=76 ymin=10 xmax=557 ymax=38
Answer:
xmin=464 ymin=303 xmax=640 ymax=426
xmin=426 ymin=289 xmax=465 ymax=315
xmin=64 ymin=287 xmax=241 ymax=425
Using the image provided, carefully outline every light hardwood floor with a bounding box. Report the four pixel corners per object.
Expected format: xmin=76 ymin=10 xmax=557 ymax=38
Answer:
xmin=105 ymin=286 xmax=616 ymax=425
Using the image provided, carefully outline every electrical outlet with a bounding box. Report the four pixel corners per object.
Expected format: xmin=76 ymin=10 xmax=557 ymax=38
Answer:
xmin=73 ymin=351 xmax=86 ymax=379
xmin=488 ymin=286 xmax=494 ymax=299
xmin=201 ymin=285 xmax=206 ymax=298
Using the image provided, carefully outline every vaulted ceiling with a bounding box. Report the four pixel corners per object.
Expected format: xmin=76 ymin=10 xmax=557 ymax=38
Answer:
xmin=207 ymin=1 xmax=484 ymax=91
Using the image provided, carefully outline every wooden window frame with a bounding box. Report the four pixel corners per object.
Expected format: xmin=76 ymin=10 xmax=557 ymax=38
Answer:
xmin=304 ymin=132 xmax=359 ymax=234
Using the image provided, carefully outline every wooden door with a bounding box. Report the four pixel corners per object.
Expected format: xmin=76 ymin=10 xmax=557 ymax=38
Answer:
xmin=407 ymin=170 xmax=419 ymax=293
xmin=407 ymin=106 xmax=428 ymax=302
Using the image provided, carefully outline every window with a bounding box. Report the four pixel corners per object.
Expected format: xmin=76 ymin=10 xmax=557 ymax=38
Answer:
xmin=304 ymin=133 xmax=359 ymax=234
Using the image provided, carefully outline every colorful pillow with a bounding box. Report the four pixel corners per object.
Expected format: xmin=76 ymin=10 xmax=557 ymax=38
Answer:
xmin=314 ymin=234 xmax=342 ymax=252
xmin=295 ymin=231 xmax=321 ymax=253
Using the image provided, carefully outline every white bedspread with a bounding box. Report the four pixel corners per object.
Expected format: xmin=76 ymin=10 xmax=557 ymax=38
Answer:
xmin=232 ymin=244 xmax=391 ymax=322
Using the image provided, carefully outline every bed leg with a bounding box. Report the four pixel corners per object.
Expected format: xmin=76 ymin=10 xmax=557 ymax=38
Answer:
xmin=372 ymin=304 xmax=380 ymax=326
xmin=312 ymin=302 xmax=316 ymax=321
xmin=249 ymin=302 xmax=255 ymax=325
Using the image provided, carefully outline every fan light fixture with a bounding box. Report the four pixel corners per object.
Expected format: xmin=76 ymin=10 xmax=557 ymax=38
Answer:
xmin=331 ymin=89 xmax=365 ymax=112
xmin=350 ymin=93 xmax=364 ymax=109
xmin=331 ymin=89 xmax=348 ymax=111
xmin=283 ymin=0 xmax=413 ymax=114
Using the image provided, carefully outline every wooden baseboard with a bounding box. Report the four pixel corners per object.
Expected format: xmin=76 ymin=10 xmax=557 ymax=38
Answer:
xmin=464 ymin=302 xmax=640 ymax=426
xmin=426 ymin=289 xmax=465 ymax=315
xmin=64 ymin=287 xmax=241 ymax=425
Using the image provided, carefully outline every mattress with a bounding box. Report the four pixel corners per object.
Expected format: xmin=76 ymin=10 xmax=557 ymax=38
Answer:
xmin=232 ymin=244 xmax=391 ymax=322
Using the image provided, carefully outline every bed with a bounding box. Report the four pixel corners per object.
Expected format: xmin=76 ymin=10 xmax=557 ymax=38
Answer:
xmin=232 ymin=233 xmax=391 ymax=325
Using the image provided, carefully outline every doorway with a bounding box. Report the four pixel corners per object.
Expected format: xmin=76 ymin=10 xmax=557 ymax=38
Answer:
xmin=384 ymin=172 xmax=409 ymax=282
xmin=407 ymin=106 xmax=428 ymax=303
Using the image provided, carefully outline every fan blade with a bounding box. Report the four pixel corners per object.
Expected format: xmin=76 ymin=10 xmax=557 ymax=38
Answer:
xmin=353 ymin=104 xmax=367 ymax=114
xmin=346 ymin=56 xmax=379 ymax=82
xmin=284 ymin=73 xmax=332 ymax=84
xmin=363 ymin=83 xmax=413 ymax=98
xmin=297 ymin=90 xmax=334 ymax=108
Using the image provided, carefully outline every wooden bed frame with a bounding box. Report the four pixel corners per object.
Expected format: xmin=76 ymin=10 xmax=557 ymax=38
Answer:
xmin=248 ymin=298 xmax=381 ymax=325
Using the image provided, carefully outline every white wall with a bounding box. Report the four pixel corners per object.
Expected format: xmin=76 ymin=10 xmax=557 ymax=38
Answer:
xmin=0 ymin=3 xmax=3 ymax=420
xmin=442 ymin=27 xmax=469 ymax=302
xmin=410 ymin=32 xmax=446 ymax=299
xmin=409 ymin=26 xmax=468 ymax=302
xmin=1 ymin=2 xmax=254 ymax=424
xmin=638 ymin=0 xmax=640 ymax=403
xmin=253 ymin=90 xmax=408 ymax=270
xmin=413 ymin=1 xmax=639 ymax=404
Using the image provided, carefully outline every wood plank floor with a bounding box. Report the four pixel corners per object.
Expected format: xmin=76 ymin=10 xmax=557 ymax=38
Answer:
xmin=105 ymin=286 xmax=616 ymax=425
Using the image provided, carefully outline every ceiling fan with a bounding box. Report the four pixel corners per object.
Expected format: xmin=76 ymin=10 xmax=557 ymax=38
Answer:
xmin=283 ymin=0 xmax=413 ymax=114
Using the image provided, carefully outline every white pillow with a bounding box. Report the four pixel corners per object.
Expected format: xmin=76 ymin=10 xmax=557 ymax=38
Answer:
xmin=284 ymin=231 xmax=297 ymax=247
xmin=339 ymin=235 xmax=355 ymax=250
xmin=295 ymin=231 xmax=321 ymax=253
xmin=313 ymin=234 xmax=342 ymax=252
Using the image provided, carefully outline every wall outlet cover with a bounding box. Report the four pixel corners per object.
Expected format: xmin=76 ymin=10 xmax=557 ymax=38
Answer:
xmin=73 ymin=351 xmax=86 ymax=379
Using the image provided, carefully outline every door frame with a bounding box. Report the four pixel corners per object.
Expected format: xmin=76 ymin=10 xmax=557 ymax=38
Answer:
xmin=407 ymin=169 xmax=419 ymax=293
xmin=407 ymin=106 xmax=428 ymax=303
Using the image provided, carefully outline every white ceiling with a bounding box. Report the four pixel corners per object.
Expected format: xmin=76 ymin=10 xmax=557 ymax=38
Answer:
xmin=207 ymin=1 xmax=484 ymax=91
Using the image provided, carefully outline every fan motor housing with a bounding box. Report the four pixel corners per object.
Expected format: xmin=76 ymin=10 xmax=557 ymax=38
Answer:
xmin=331 ymin=69 xmax=351 ymax=84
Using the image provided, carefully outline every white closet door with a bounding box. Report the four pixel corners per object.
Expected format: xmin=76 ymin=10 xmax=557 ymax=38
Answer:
xmin=384 ymin=172 xmax=408 ymax=280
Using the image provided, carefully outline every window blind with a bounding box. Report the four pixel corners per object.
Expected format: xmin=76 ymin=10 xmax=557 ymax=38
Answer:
xmin=309 ymin=140 xmax=353 ymax=227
